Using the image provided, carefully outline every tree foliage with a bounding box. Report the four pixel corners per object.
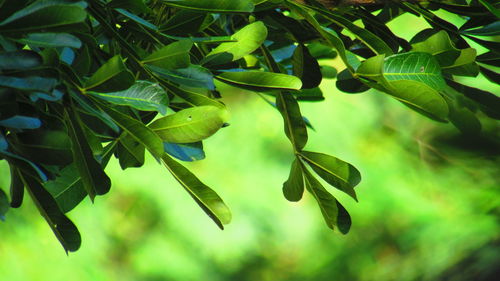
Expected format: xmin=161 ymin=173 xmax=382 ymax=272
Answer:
xmin=0 ymin=0 xmax=498 ymax=252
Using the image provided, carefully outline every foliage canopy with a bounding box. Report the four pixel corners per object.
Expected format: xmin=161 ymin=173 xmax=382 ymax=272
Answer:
xmin=0 ymin=0 xmax=498 ymax=252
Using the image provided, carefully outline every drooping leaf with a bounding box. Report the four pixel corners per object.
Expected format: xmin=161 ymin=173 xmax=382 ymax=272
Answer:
xmin=44 ymin=164 xmax=86 ymax=213
xmin=276 ymin=93 xmax=308 ymax=151
xmin=84 ymin=55 xmax=135 ymax=93
xmin=142 ymin=39 xmax=192 ymax=70
xmin=88 ymin=81 xmax=169 ymax=115
xmin=0 ymin=188 xmax=9 ymax=221
xmin=8 ymin=165 xmax=24 ymax=208
xmin=303 ymin=165 xmax=339 ymax=231
xmin=149 ymin=105 xmax=229 ymax=143
xmin=18 ymin=172 xmax=81 ymax=252
xmin=65 ymin=108 xmax=111 ymax=200
xmin=292 ymin=44 xmax=322 ymax=89
xmin=164 ymin=141 xmax=205 ymax=162
xmin=300 ymin=151 xmax=360 ymax=201
xmin=161 ymin=0 xmax=254 ymax=13
xmin=282 ymin=158 xmax=304 ymax=202
xmin=116 ymin=133 xmax=145 ymax=169
xmin=216 ymin=71 xmax=302 ymax=92
xmin=336 ymin=200 xmax=352 ymax=234
xmin=161 ymin=154 xmax=231 ymax=229
xmin=203 ymin=21 xmax=267 ymax=66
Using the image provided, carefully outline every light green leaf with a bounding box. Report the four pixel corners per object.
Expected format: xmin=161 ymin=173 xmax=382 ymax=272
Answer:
xmin=203 ymin=21 xmax=267 ymax=66
xmin=282 ymin=158 xmax=304 ymax=202
xmin=300 ymin=151 xmax=359 ymax=201
xmin=149 ymin=105 xmax=229 ymax=143
xmin=15 ymin=33 xmax=81 ymax=48
xmin=88 ymin=81 xmax=169 ymax=115
xmin=216 ymin=71 xmax=302 ymax=92
xmin=142 ymin=39 xmax=192 ymax=70
xmin=161 ymin=154 xmax=231 ymax=229
xmin=84 ymin=55 xmax=135 ymax=93
xmin=161 ymin=0 xmax=254 ymax=13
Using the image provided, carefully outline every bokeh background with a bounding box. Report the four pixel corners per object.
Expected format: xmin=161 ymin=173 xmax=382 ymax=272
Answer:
xmin=1 ymin=11 xmax=499 ymax=281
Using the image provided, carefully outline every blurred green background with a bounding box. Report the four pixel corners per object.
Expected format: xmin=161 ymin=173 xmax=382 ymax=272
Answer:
xmin=1 ymin=12 xmax=499 ymax=281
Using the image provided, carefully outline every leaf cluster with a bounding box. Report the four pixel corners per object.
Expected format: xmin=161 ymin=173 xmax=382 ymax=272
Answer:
xmin=0 ymin=0 xmax=498 ymax=251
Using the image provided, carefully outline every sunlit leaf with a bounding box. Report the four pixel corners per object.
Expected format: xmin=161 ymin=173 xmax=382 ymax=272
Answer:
xmin=216 ymin=71 xmax=302 ymax=92
xmin=84 ymin=55 xmax=135 ymax=93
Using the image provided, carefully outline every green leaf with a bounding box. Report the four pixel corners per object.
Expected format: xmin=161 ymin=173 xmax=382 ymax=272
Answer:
xmin=216 ymin=71 xmax=302 ymax=92
xmin=9 ymin=165 xmax=24 ymax=208
xmin=307 ymin=6 xmax=393 ymax=55
xmin=15 ymin=130 xmax=73 ymax=166
xmin=282 ymin=158 xmax=304 ymax=202
xmin=203 ymin=21 xmax=267 ymax=66
xmin=84 ymin=55 xmax=135 ymax=93
xmin=336 ymin=200 xmax=352 ymax=234
xmin=147 ymin=64 xmax=215 ymax=90
xmin=88 ymin=81 xmax=169 ymax=115
xmin=115 ymin=8 xmax=158 ymax=31
xmin=276 ymin=93 xmax=308 ymax=151
xmin=142 ymin=39 xmax=192 ymax=70
xmin=0 ymin=50 xmax=42 ymax=70
xmin=19 ymin=172 xmax=81 ymax=252
xmin=0 ymin=1 xmax=87 ymax=31
xmin=14 ymin=32 xmax=81 ymax=48
xmin=65 ymin=108 xmax=111 ymax=200
xmin=44 ymin=164 xmax=87 ymax=213
xmin=70 ymin=92 xmax=120 ymax=133
xmin=161 ymin=0 xmax=254 ymax=13
xmin=99 ymin=105 xmax=165 ymax=158
xmin=442 ymin=48 xmax=479 ymax=77
xmin=478 ymin=0 xmax=500 ymax=18
xmin=462 ymin=21 xmax=500 ymax=36
xmin=161 ymin=154 xmax=231 ymax=229
xmin=149 ymin=105 xmax=229 ymax=143
xmin=292 ymin=44 xmax=322 ymax=89
xmin=164 ymin=83 xmax=224 ymax=108
xmin=108 ymin=0 xmax=150 ymax=13
xmin=300 ymin=151 xmax=360 ymax=201
xmin=117 ymin=133 xmax=145 ymax=169
xmin=0 ymin=188 xmax=9 ymax=221
xmin=303 ymin=166 xmax=339 ymax=231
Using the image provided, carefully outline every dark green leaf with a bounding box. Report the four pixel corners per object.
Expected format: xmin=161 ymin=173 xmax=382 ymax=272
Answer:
xmin=0 ymin=188 xmax=9 ymax=221
xmin=0 ymin=50 xmax=42 ymax=70
xmin=117 ymin=133 xmax=145 ymax=169
xmin=15 ymin=32 xmax=81 ymax=48
xmin=336 ymin=201 xmax=351 ymax=234
xmin=300 ymin=151 xmax=359 ymax=201
xmin=161 ymin=0 xmax=254 ymax=13
xmin=276 ymin=93 xmax=308 ymax=151
xmin=8 ymin=165 xmax=24 ymax=208
xmin=149 ymin=105 xmax=229 ymax=143
xmin=292 ymin=44 xmax=322 ymax=89
xmin=282 ymin=158 xmax=304 ymax=202
xmin=115 ymin=8 xmax=158 ymax=31
xmin=19 ymin=172 xmax=81 ymax=252
xmin=65 ymin=108 xmax=111 ymax=200
xmin=161 ymin=154 xmax=231 ymax=229
xmin=462 ymin=21 xmax=500 ymax=36
xmin=84 ymin=55 xmax=135 ymax=93
xmin=15 ymin=130 xmax=72 ymax=166
xmin=44 ymin=164 xmax=86 ymax=213
xmin=0 ymin=76 xmax=57 ymax=93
